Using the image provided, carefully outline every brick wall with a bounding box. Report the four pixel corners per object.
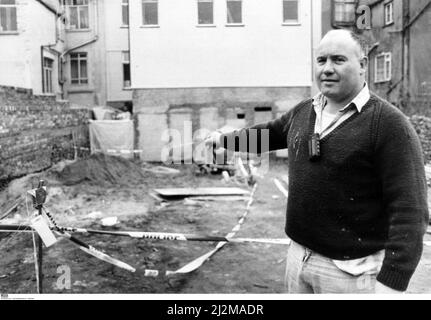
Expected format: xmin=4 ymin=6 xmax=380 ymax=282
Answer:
xmin=0 ymin=86 xmax=90 ymax=184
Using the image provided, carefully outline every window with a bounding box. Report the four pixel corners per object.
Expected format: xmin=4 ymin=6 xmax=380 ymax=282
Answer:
xmin=227 ymin=0 xmax=242 ymax=24
xmin=198 ymin=0 xmax=213 ymax=25
xmin=122 ymin=51 xmax=131 ymax=88
xmin=122 ymin=0 xmax=129 ymax=26
xmin=384 ymin=1 xmax=394 ymax=25
xmin=43 ymin=57 xmax=54 ymax=94
xmin=283 ymin=0 xmax=299 ymax=23
xmin=333 ymin=0 xmax=356 ymax=25
xmin=0 ymin=0 xmax=17 ymax=32
xmin=142 ymin=0 xmax=158 ymax=25
xmin=70 ymin=52 xmax=88 ymax=84
xmin=64 ymin=0 xmax=89 ymax=30
xmin=375 ymin=52 xmax=391 ymax=83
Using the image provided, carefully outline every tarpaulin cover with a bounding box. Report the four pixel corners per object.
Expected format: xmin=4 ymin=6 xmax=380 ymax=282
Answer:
xmin=89 ymin=120 xmax=134 ymax=159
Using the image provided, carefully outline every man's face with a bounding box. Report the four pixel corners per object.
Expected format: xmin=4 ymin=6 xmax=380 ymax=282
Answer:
xmin=315 ymin=31 xmax=367 ymax=103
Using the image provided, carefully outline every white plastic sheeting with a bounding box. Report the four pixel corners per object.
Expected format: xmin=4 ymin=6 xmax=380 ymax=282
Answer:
xmin=89 ymin=120 xmax=134 ymax=159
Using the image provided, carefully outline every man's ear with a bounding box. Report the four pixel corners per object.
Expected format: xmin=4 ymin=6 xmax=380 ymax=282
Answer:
xmin=359 ymin=56 xmax=368 ymax=75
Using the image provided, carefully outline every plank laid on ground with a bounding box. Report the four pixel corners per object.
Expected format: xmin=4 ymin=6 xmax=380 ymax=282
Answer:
xmin=190 ymin=196 xmax=249 ymax=202
xmin=142 ymin=166 xmax=181 ymax=175
xmin=154 ymin=187 xmax=250 ymax=198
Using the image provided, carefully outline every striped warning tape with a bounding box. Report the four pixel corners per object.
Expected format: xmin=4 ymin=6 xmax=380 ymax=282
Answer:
xmin=73 ymin=146 xmax=144 ymax=154
xmin=143 ymin=183 xmax=259 ymax=277
xmin=0 ymin=224 xmax=290 ymax=245
xmin=273 ymin=178 xmax=288 ymax=198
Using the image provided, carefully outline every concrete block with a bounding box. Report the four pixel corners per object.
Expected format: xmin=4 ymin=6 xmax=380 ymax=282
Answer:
xmin=138 ymin=113 xmax=168 ymax=162
xmin=169 ymin=108 xmax=193 ymax=163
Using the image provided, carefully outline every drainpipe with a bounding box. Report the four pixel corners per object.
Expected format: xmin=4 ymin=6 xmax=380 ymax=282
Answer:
xmin=41 ymin=46 xmax=45 ymax=93
xmin=402 ymin=0 xmax=410 ymax=108
xmin=310 ymin=0 xmax=314 ymax=93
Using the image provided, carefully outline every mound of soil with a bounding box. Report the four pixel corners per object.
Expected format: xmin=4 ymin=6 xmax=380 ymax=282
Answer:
xmin=58 ymin=153 xmax=147 ymax=186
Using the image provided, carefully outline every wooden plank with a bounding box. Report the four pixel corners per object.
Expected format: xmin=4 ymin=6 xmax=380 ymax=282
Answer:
xmin=190 ymin=196 xmax=249 ymax=202
xmin=154 ymin=187 xmax=250 ymax=198
xmin=143 ymin=166 xmax=181 ymax=175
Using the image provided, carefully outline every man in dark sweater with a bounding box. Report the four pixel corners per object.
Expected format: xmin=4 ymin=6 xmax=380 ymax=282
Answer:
xmin=207 ymin=30 xmax=428 ymax=293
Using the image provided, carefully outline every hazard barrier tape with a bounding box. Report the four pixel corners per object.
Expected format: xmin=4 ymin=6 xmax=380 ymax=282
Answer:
xmin=142 ymin=183 xmax=259 ymax=277
xmin=0 ymin=224 xmax=290 ymax=245
xmin=73 ymin=146 xmax=144 ymax=154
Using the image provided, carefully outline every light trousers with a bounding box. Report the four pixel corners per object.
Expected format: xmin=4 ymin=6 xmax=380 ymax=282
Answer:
xmin=284 ymin=241 xmax=377 ymax=294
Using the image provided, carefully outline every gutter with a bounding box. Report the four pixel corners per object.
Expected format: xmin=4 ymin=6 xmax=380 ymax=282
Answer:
xmin=386 ymin=76 xmax=404 ymax=95
xmin=388 ymin=0 xmax=431 ymax=33
xmin=60 ymin=37 xmax=98 ymax=63
xmin=403 ymin=0 xmax=431 ymax=31
xmin=58 ymin=36 xmax=98 ymax=100
xmin=36 ymin=0 xmax=61 ymax=17
xmin=367 ymin=42 xmax=379 ymax=56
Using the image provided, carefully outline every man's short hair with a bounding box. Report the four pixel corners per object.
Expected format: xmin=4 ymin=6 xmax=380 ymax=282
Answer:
xmin=348 ymin=30 xmax=368 ymax=57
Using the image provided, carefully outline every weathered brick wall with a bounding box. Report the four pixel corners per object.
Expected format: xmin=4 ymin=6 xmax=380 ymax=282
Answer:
xmin=0 ymin=86 xmax=90 ymax=183
xmin=410 ymin=115 xmax=431 ymax=164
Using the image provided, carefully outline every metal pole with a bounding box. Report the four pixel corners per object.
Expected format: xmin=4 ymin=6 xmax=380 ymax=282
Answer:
xmin=36 ymin=235 xmax=43 ymax=294
xmin=36 ymin=205 xmax=43 ymax=294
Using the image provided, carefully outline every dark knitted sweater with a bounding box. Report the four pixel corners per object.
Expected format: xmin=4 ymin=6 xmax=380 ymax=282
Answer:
xmin=221 ymin=94 xmax=429 ymax=291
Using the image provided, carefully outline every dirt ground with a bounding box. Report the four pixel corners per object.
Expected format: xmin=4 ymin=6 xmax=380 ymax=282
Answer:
xmin=0 ymin=157 xmax=430 ymax=294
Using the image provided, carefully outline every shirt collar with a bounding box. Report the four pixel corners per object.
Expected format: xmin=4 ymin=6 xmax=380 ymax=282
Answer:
xmin=312 ymin=83 xmax=371 ymax=113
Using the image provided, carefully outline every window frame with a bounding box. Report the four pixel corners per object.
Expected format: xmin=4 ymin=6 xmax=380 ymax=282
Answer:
xmin=70 ymin=52 xmax=89 ymax=85
xmin=197 ymin=0 xmax=215 ymax=26
xmin=122 ymin=0 xmax=129 ymax=27
xmin=384 ymin=1 xmax=394 ymax=26
xmin=282 ymin=0 xmax=300 ymax=25
xmin=43 ymin=57 xmax=54 ymax=94
xmin=122 ymin=51 xmax=131 ymax=89
xmin=374 ymin=52 xmax=392 ymax=83
xmin=332 ymin=0 xmax=357 ymax=26
xmin=63 ymin=0 xmax=90 ymax=31
xmin=226 ymin=0 xmax=243 ymax=26
xmin=142 ymin=0 xmax=159 ymax=26
xmin=0 ymin=0 xmax=18 ymax=33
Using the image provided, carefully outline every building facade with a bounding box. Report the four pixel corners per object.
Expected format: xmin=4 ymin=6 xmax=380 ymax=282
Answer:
xmin=61 ymin=0 xmax=132 ymax=109
xmin=129 ymin=0 xmax=322 ymax=161
xmin=321 ymin=0 xmax=431 ymax=116
xmin=0 ymin=0 xmax=64 ymax=98
xmin=1 ymin=0 xmax=324 ymax=161
xmin=356 ymin=0 xmax=431 ymax=115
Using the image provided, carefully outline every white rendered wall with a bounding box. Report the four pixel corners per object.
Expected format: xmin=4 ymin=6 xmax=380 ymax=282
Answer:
xmin=0 ymin=0 xmax=58 ymax=94
xmin=129 ymin=0 xmax=316 ymax=89
xmin=104 ymin=0 xmax=132 ymax=102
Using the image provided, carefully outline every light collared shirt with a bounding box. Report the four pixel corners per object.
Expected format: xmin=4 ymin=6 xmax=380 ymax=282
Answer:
xmin=309 ymin=84 xmax=385 ymax=276
xmin=312 ymin=84 xmax=371 ymax=138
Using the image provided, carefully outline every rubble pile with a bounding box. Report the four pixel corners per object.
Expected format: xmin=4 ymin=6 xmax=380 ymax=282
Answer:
xmin=410 ymin=115 xmax=431 ymax=164
xmin=58 ymin=153 xmax=147 ymax=186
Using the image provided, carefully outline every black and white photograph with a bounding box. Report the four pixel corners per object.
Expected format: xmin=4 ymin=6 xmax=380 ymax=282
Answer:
xmin=0 ymin=0 xmax=431 ymax=303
